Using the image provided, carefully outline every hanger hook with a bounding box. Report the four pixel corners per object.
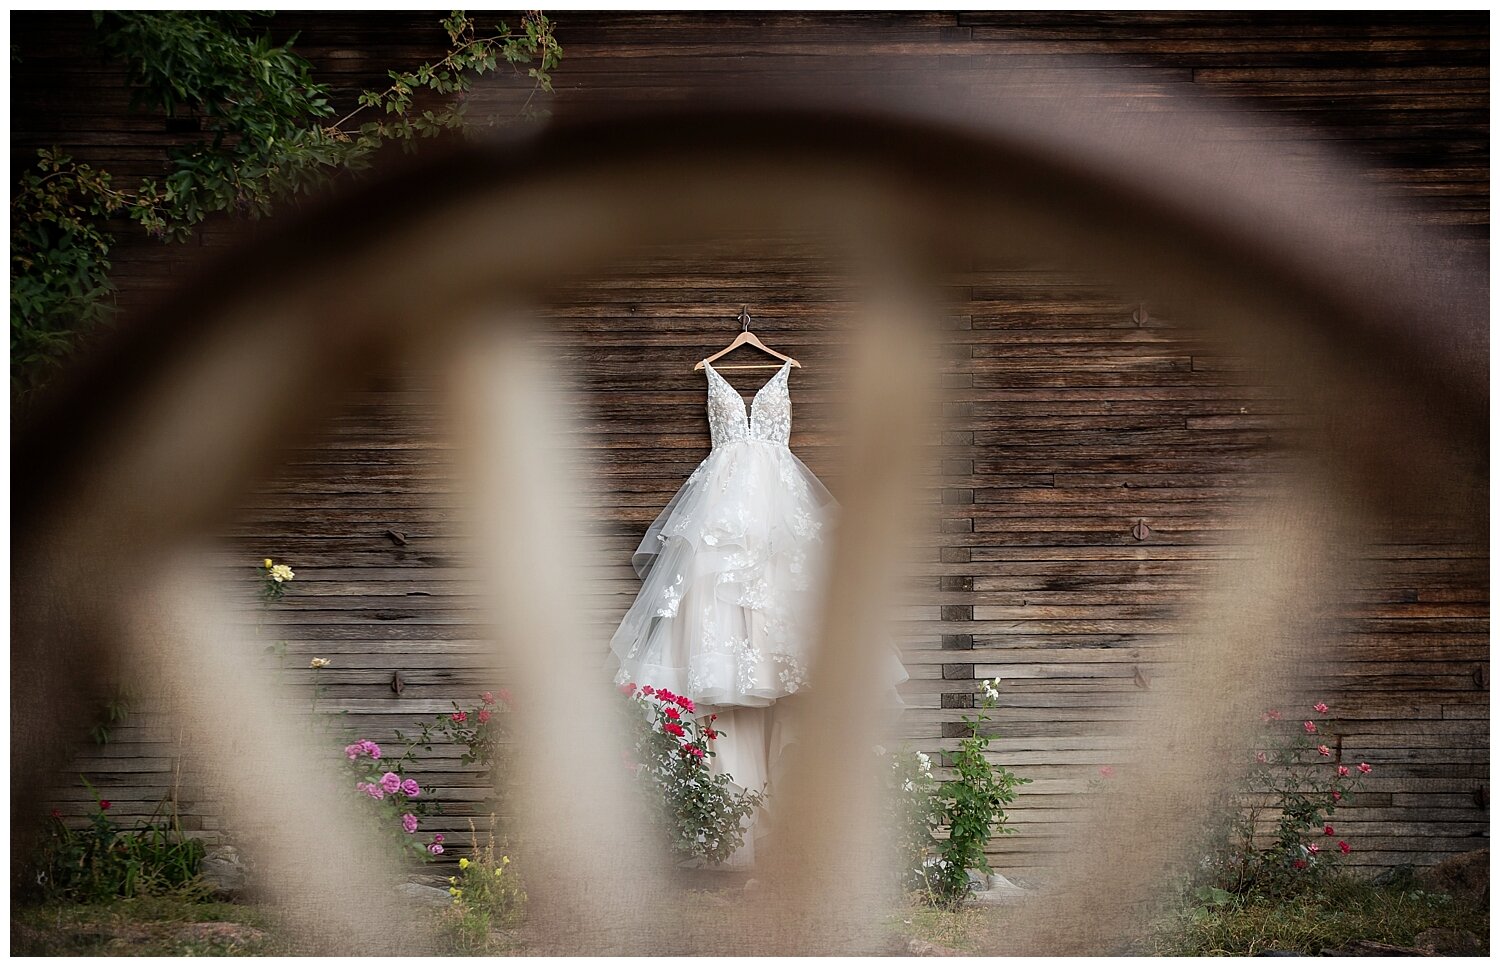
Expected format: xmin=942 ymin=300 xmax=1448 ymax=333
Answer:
xmin=738 ymin=306 xmax=751 ymax=332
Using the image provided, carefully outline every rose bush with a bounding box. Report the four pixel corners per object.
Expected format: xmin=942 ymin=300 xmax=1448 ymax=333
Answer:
xmin=618 ymin=683 xmax=763 ymax=866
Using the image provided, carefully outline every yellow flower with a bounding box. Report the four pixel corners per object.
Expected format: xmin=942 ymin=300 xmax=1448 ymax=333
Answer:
xmin=448 ymin=886 xmax=460 ymax=896
xmin=502 ymin=856 xmax=510 ymax=864
xmin=494 ymin=868 xmax=503 ymax=877
xmin=269 ymin=563 xmax=295 ymax=583
xmin=309 ymin=657 xmax=331 ymax=669
xmin=263 ymin=558 xmax=273 ymax=569
xmin=458 ymin=857 xmax=470 ymax=870
xmin=448 ymin=876 xmax=457 ymax=885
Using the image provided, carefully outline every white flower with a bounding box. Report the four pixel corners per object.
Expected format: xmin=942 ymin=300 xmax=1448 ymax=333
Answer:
xmin=902 ymin=779 xmax=915 ymax=793
xmin=980 ymin=676 xmax=1003 ymax=702
xmin=270 ymin=563 xmax=295 ymax=583
xmin=309 ymin=657 xmax=331 ymax=668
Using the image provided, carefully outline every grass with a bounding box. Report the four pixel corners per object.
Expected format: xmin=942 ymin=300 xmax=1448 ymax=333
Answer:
xmin=12 ymin=872 xmax=1487 ymax=956
xmin=10 ymin=893 xmax=289 ymax=956
xmin=1141 ymin=874 xmax=1489 ymax=956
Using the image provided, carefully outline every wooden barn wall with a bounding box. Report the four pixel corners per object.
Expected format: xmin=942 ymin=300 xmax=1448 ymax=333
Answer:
xmin=16 ymin=12 xmax=1487 ymax=877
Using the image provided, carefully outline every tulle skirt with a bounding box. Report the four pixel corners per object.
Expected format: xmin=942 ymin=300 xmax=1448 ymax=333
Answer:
xmin=611 ymin=439 xmax=839 ymax=707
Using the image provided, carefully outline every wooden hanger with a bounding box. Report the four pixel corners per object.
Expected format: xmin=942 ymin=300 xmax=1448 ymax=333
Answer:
xmin=693 ymin=307 xmax=803 ymax=371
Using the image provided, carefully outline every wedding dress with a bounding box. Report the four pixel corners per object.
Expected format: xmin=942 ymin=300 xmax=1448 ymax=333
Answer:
xmin=610 ymin=358 xmax=907 ymax=864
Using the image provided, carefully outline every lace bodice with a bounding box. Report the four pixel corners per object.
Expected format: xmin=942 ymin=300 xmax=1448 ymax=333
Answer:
xmin=704 ymin=360 xmax=792 ymax=449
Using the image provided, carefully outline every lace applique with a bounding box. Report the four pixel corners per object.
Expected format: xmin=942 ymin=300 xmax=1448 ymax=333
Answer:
xmin=792 ymin=507 xmax=821 ymax=541
xmin=734 ymin=637 xmax=762 ymax=693
xmin=772 ymin=654 xmax=807 ymax=693
xmin=704 ymin=361 xmax=793 ymax=450
xmin=655 ymin=574 xmax=684 ymax=619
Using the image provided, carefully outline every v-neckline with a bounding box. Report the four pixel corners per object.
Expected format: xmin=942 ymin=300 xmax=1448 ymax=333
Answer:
xmin=705 ymin=359 xmax=789 ymax=410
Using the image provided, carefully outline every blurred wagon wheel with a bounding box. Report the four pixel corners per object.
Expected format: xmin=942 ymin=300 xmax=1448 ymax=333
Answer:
xmin=12 ymin=77 xmax=1485 ymax=954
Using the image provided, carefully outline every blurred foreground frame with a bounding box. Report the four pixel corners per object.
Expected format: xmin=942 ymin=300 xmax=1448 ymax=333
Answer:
xmin=12 ymin=51 xmax=1485 ymax=956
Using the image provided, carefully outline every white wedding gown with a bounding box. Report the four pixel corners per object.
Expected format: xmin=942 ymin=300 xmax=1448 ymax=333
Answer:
xmin=610 ymin=359 xmax=907 ymax=865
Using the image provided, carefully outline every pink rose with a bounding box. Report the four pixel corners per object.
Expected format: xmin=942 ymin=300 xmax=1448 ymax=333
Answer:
xmin=482 ymin=691 xmax=495 ymax=704
xmin=402 ymin=778 xmax=420 ymax=797
xmin=1314 ymin=702 xmax=1329 ymax=714
xmin=1317 ymin=745 xmax=1331 ymax=757
xmin=1337 ymin=765 xmax=1350 ymax=777
xmin=1303 ymin=721 xmax=1317 ymax=734
xmin=1254 ymin=751 xmax=1268 ymax=764
xmin=1098 ymin=765 xmax=1115 ymax=779
xmin=1357 ymin=762 xmax=1372 ymax=774
xmin=402 ymin=813 xmax=419 ymax=834
xmin=380 ymin=772 xmax=402 ymax=794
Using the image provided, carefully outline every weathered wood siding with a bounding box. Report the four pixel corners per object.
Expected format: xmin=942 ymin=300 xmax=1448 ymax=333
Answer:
xmin=17 ymin=12 xmax=1487 ymax=876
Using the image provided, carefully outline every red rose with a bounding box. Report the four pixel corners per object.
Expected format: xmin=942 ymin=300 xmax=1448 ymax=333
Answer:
xmin=452 ymin=711 xmax=467 ymax=723
xmin=99 ymin=800 xmax=111 ymax=811
xmin=675 ymin=695 xmax=695 ymax=713
xmin=684 ymin=745 xmax=705 ymax=759
xmin=49 ymin=808 xmax=61 ymax=819
xmin=482 ymin=691 xmax=495 ymax=704
xmin=1331 ymin=790 xmax=1342 ymax=802
xmin=478 ymin=709 xmax=491 ymax=724
xmin=704 ymin=729 xmax=718 ymax=741
xmin=1293 ymin=859 xmax=1308 ymax=870
xmin=709 ymin=714 xmax=717 ymax=722
xmin=664 ymin=722 xmax=686 ymax=738
xmin=663 ymin=706 xmax=681 ymax=720
xmin=1338 ymin=841 xmax=1351 ymax=854
xmin=1323 ymin=824 xmax=1335 ymax=836
xmin=656 ymin=689 xmax=676 ymax=704
xmin=641 ymin=686 xmax=655 ymax=697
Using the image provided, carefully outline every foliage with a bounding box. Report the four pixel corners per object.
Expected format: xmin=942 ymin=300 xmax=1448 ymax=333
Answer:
xmin=436 ymin=817 xmax=528 ymax=954
xmin=875 ymin=745 xmax=944 ymax=893
xmin=33 ymin=782 xmax=207 ymax=903
xmin=12 ymin=10 xmax=561 ymax=393
xmin=618 ymin=682 xmax=764 ymax=866
xmin=1143 ymin=873 xmax=1487 ymax=956
xmin=924 ymin=677 xmax=1029 ymax=909
xmin=89 ymin=687 xmax=135 ymax=746
xmin=1193 ymin=701 xmax=1372 ymax=900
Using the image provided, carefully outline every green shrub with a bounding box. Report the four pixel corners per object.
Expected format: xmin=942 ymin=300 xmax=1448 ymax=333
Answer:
xmin=34 ymin=783 xmax=206 ymax=903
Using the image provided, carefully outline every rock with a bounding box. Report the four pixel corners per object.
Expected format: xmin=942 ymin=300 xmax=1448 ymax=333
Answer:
xmin=968 ymin=871 xmax=1031 ymax=906
xmin=1413 ymin=928 xmax=1485 ymax=956
xmin=1415 ymin=848 xmax=1488 ymax=904
xmin=199 ymin=845 xmax=249 ymax=896
xmin=397 ymin=882 xmax=453 ymax=909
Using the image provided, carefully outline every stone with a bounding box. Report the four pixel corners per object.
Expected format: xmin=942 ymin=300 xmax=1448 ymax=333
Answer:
xmin=1413 ymin=928 xmax=1485 ymax=956
xmin=199 ymin=845 xmax=249 ymax=896
xmin=967 ymin=871 xmax=1032 ymax=906
xmin=1415 ymin=848 xmax=1488 ymax=904
xmin=397 ymin=882 xmax=454 ymax=909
